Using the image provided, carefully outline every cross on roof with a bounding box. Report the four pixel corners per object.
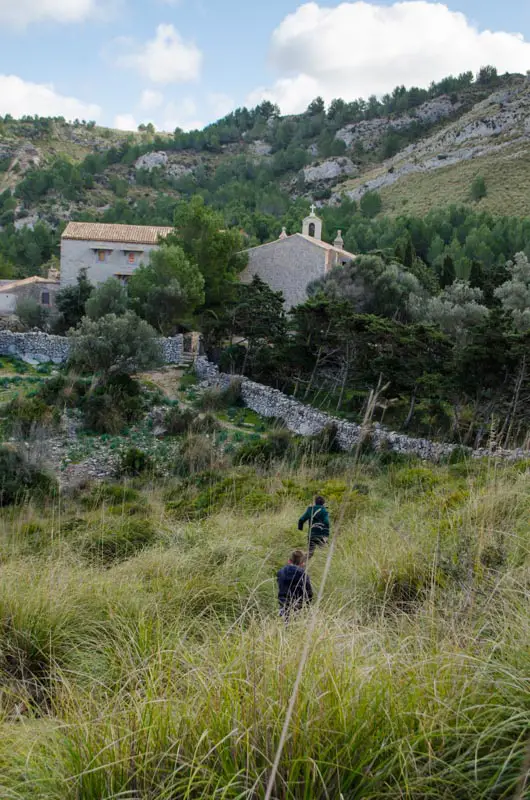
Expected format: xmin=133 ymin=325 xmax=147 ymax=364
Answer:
xmin=310 ymin=203 xmax=317 ymax=216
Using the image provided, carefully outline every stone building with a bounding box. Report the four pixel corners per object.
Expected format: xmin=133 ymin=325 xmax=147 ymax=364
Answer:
xmin=240 ymin=206 xmax=355 ymax=308
xmin=60 ymin=222 xmax=173 ymax=287
xmin=0 ymin=276 xmax=60 ymax=316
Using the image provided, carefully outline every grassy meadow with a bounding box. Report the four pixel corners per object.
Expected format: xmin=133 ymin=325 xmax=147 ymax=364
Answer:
xmin=340 ymin=144 xmax=530 ymax=219
xmin=0 ymin=447 xmax=528 ymax=799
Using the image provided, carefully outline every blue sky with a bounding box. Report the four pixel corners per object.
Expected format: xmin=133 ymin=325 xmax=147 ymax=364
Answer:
xmin=0 ymin=1 xmax=530 ymax=131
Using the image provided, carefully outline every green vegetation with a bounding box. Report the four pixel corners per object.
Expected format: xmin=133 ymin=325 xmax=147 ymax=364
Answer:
xmin=85 ymin=276 xmax=128 ymax=320
xmin=471 ymin=173 xmax=487 ymax=201
xmin=54 ymin=270 xmax=94 ymax=334
xmin=68 ymin=312 xmax=162 ymax=380
xmin=0 ymin=66 xmax=511 ymax=278
xmin=375 ymin=147 xmax=530 ymax=218
xmin=15 ymin=295 xmax=50 ymax=330
xmin=1 ymin=73 xmax=529 ymax=795
xmin=0 ymin=448 xmax=527 ymax=797
xmin=128 ymin=243 xmax=205 ymax=334
xmin=166 ymin=196 xmax=248 ymax=309
xmin=0 ymin=444 xmax=56 ymax=505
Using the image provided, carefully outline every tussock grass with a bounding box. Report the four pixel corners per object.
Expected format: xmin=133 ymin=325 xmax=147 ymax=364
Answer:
xmin=0 ymin=458 xmax=527 ymax=797
xmin=379 ymin=146 xmax=530 ymax=218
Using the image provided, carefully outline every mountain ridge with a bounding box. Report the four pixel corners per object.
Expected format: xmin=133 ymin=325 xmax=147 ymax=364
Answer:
xmin=1 ymin=68 xmax=530 ymax=274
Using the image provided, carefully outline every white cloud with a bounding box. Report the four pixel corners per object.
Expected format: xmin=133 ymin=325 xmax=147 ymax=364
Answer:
xmin=0 ymin=0 xmax=114 ymax=27
xmin=208 ymin=92 xmax=235 ymax=120
xmin=0 ymin=74 xmax=101 ymax=121
xmin=139 ymin=89 xmax=164 ymax=112
xmin=113 ymin=113 xmax=138 ymax=131
xmin=119 ymin=23 xmax=202 ymax=85
xmin=249 ymin=1 xmax=530 ymax=113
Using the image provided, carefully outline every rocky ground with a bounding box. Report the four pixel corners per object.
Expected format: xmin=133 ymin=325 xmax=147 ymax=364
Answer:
xmin=334 ymin=77 xmax=530 ymax=203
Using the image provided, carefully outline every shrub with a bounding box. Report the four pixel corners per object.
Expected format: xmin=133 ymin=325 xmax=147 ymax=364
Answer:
xmin=119 ymin=448 xmax=153 ymax=477
xmin=391 ymin=466 xmax=440 ymax=491
xmin=306 ymin=423 xmax=342 ymax=455
xmin=5 ymin=396 xmax=59 ymax=436
xmin=471 ymin=174 xmax=487 ymax=201
xmin=196 ymin=379 xmax=243 ymax=411
xmin=235 ymin=430 xmax=293 ymax=465
xmin=192 ymin=412 xmax=221 ymax=434
xmin=163 ymin=406 xmax=197 ymax=435
xmin=0 ymin=445 xmax=56 ymax=506
xmin=176 ymin=435 xmax=218 ymax=476
xmin=16 ymin=522 xmax=52 ymax=554
xmin=81 ymin=376 xmax=144 ymax=434
xmin=36 ymin=373 xmax=88 ymax=408
xmin=15 ymin=297 xmax=50 ymax=331
xmin=448 ymin=446 xmax=470 ymax=465
xmin=78 ymin=518 xmax=157 ymax=564
xmin=374 ymin=561 xmax=435 ymax=612
xmin=80 ymin=483 xmax=140 ymax=509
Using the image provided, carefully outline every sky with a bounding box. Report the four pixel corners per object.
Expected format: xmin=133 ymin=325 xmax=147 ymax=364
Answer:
xmin=0 ymin=0 xmax=530 ymax=132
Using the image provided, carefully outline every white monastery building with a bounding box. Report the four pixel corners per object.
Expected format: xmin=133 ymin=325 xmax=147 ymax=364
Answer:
xmin=60 ymin=209 xmax=354 ymax=309
xmin=241 ymin=206 xmax=355 ymax=309
xmin=60 ymin=222 xmax=173 ymax=287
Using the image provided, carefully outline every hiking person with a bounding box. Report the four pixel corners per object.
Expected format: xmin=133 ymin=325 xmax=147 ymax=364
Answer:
xmin=298 ymin=495 xmax=329 ymax=557
xmin=277 ymin=549 xmax=313 ymax=618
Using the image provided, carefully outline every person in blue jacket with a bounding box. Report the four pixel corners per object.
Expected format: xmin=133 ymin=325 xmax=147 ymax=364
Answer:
xmin=298 ymin=495 xmax=329 ymax=557
xmin=277 ymin=549 xmax=313 ymax=618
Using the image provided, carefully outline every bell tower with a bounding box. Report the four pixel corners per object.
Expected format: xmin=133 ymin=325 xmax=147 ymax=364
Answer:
xmin=302 ymin=203 xmax=322 ymax=240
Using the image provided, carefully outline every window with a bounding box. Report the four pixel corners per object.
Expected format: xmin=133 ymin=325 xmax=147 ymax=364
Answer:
xmin=96 ymin=249 xmax=111 ymax=263
xmin=41 ymin=291 xmax=50 ymax=306
xmin=308 ymin=222 xmax=316 ymax=237
xmin=114 ymin=274 xmax=131 ymax=287
xmin=127 ymin=252 xmax=136 ymax=265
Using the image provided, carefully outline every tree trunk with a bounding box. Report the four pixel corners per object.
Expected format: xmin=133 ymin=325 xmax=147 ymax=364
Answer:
xmin=403 ymin=388 xmax=416 ymax=430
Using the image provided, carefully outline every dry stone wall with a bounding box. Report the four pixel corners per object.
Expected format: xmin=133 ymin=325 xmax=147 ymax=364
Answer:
xmin=0 ymin=330 xmax=184 ymax=365
xmin=195 ymin=357 xmax=529 ymax=463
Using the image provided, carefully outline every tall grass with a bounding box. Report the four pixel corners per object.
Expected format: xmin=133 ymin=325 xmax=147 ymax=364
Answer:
xmin=0 ymin=457 xmax=527 ymax=798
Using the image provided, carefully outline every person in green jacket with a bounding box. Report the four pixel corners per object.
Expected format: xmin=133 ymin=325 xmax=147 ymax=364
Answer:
xmin=298 ymin=495 xmax=329 ymax=557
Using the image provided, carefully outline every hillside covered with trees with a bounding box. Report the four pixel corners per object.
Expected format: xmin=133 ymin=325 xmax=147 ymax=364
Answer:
xmin=1 ymin=66 xmax=530 ymax=448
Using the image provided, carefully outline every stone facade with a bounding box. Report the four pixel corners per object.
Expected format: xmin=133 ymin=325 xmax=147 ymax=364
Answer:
xmin=242 ymin=233 xmax=354 ymax=309
xmin=0 ymin=278 xmax=60 ymax=316
xmin=195 ymin=358 xmax=530 ymax=463
xmin=60 ymin=237 xmax=163 ymax=288
xmin=60 ymin=222 xmax=173 ymax=287
xmin=241 ymin=208 xmax=355 ymax=309
xmin=241 ymin=235 xmax=327 ymax=310
xmin=0 ymin=331 xmax=184 ymax=365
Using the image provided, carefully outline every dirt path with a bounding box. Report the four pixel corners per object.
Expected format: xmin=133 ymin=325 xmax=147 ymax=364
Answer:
xmin=139 ymin=367 xmax=184 ymax=401
xmin=140 ymin=367 xmax=254 ymax=435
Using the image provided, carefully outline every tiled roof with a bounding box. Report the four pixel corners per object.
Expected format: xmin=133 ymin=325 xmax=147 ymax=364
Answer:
xmin=0 ymin=276 xmax=59 ymax=293
xmin=62 ymin=222 xmax=174 ymax=245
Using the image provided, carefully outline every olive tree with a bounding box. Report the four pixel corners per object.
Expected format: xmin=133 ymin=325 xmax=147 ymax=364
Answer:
xmin=495 ymin=252 xmax=530 ymax=332
xmin=412 ymin=280 xmax=489 ymax=340
xmin=68 ymin=311 xmax=162 ymax=380
xmin=85 ymin=277 xmax=128 ymax=320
